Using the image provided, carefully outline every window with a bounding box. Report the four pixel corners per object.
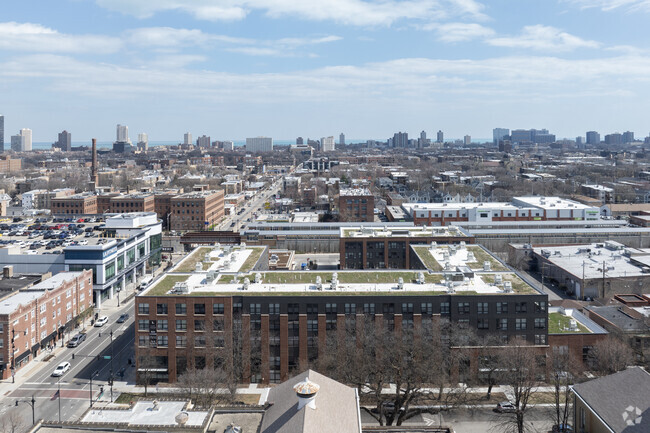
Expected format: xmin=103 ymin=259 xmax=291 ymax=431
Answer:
xmin=534 ymin=318 xmax=546 ymax=329
xmin=288 ymin=303 xmax=299 ymax=315
xmin=176 ymin=319 xmax=187 ymax=331
xmin=401 ymin=303 xmax=413 ymax=314
xmin=440 ymin=302 xmax=450 ymax=315
xmin=535 ymin=334 xmax=546 ymax=345
xmin=421 ymin=303 xmax=433 ymax=315
xmin=496 ymin=302 xmax=508 ymax=314
xmin=213 ymin=318 xmax=224 ymax=331
xmin=535 ymin=301 xmax=547 ymax=313
xmin=325 ymin=303 xmax=337 ymax=314
xmin=194 ymin=304 xmax=206 ymax=315
xmin=214 ymin=336 xmax=225 ymax=348
xmin=363 ymin=303 xmax=375 ymax=314
xmin=194 ymin=336 xmax=206 ymax=347
xmin=307 ymin=319 xmax=318 ymax=332
xmin=138 ymin=303 xmax=149 ymax=314
xmin=157 ymin=335 xmax=168 ymax=347
xmin=307 ymin=304 xmax=319 ymax=315
xmin=176 ymin=335 xmax=187 ymax=348
xmin=477 ymin=302 xmax=488 ymax=314
xmin=250 ymin=303 xmax=261 ymax=314
xmin=497 ymin=318 xmax=508 ymax=330
xmin=126 ymin=248 xmax=135 ymax=265
xmin=157 ymin=320 xmax=168 ymax=331
xmin=117 ymin=255 xmax=124 ymax=271
xmin=344 ymin=303 xmax=356 ymax=314
xmin=382 ymin=303 xmax=395 ymax=314
xmin=176 ymin=303 xmax=187 ymax=315
xmin=269 ymin=303 xmax=280 ymax=315
xmin=157 ymin=304 xmax=168 ymax=315
xmin=515 ymin=302 xmax=527 ymax=313
xmin=458 ymin=302 xmax=470 ymax=315
xmin=515 ymin=318 xmax=527 ymax=330
xmin=104 ymin=261 xmax=116 ymax=280
xmin=137 ymin=320 xmax=147 ymax=331
xmin=194 ymin=320 xmax=205 ymax=331
xmin=478 ymin=318 xmax=489 ymax=330
xmin=138 ymin=336 xmax=147 ymax=347
xmin=326 ymin=318 xmax=337 ymax=330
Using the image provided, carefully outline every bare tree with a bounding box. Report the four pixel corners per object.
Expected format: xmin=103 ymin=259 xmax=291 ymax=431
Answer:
xmin=1 ymin=409 xmax=26 ymax=433
xmin=493 ymin=339 xmax=541 ymax=433
xmin=548 ymin=348 xmax=582 ymax=430
xmin=588 ymin=336 xmax=635 ymax=375
xmin=176 ymin=367 xmax=232 ymax=407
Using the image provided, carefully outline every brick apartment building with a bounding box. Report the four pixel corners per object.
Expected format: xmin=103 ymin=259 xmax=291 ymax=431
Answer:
xmin=0 ymin=155 xmax=22 ymax=173
xmin=109 ymin=193 xmax=155 ymax=214
xmin=135 ymin=289 xmax=549 ymax=385
xmin=51 ymin=193 xmax=98 ymax=215
xmin=338 ymin=188 xmax=374 ymax=222
xmin=0 ymin=270 xmax=93 ymax=379
xmin=169 ymin=190 xmax=225 ymax=231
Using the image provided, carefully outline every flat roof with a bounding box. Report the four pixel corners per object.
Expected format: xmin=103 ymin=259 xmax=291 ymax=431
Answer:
xmin=341 ymin=225 xmax=468 ymax=238
xmin=548 ymin=307 xmax=608 ymax=334
xmin=340 ymin=188 xmax=372 ymax=196
xmin=82 ymin=401 xmax=208 ymax=427
xmin=533 ymin=243 xmax=650 ymax=279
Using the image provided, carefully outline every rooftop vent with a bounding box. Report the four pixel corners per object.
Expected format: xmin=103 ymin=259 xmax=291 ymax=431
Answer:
xmin=294 ymin=378 xmax=320 ymax=411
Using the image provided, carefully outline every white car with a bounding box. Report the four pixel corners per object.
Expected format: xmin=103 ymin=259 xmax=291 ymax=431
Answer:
xmin=52 ymin=361 xmax=71 ymax=377
xmin=94 ymin=316 xmax=108 ymax=327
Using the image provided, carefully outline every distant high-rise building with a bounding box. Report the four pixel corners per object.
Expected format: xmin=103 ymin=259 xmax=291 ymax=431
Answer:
xmin=55 ymin=130 xmax=71 ymax=152
xmin=296 ymin=137 xmax=304 ymax=145
xmin=464 ymin=135 xmax=471 ymax=145
xmin=114 ymin=124 xmax=132 ymax=153
xmin=493 ymin=128 xmax=509 ymax=146
xmin=622 ymin=131 xmax=635 ymax=143
xmin=339 ymin=133 xmax=345 ymax=147
xmin=605 ymin=133 xmax=623 ymax=145
xmin=137 ymin=132 xmax=148 ymax=152
xmin=417 ymin=130 xmax=429 ymax=148
xmin=222 ymin=141 xmax=234 ymax=151
xmin=586 ymin=131 xmax=600 ymax=145
xmin=576 ymin=136 xmax=585 ymax=148
xmin=246 ymin=136 xmax=273 ymax=153
xmin=0 ymin=115 xmax=4 ymax=152
xmin=436 ymin=130 xmax=444 ymax=143
xmin=511 ymin=128 xmax=554 ymax=144
xmin=116 ymin=124 xmax=129 ymax=143
xmin=20 ymin=128 xmax=32 ymax=151
xmin=184 ymin=132 xmax=192 ymax=145
xmin=321 ymin=136 xmax=335 ymax=152
xmin=196 ymin=135 xmax=211 ymax=148
xmin=392 ymin=132 xmax=408 ymax=148
xmin=10 ymin=135 xmax=23 ymax=152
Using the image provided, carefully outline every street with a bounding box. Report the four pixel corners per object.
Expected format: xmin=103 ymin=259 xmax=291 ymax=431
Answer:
xmin=0 ymin=297 xmax=136 ymax=426
xmin=216 ymin=179 xmax=282 ymax=232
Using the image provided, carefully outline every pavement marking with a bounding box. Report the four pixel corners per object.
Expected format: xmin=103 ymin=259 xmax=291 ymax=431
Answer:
xmin=423 ymin=416 xmax=436 ymax=427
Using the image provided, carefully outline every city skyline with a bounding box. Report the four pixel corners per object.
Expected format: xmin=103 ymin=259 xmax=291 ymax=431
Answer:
xmin=2 ymin=1 xmax=650 ymax=141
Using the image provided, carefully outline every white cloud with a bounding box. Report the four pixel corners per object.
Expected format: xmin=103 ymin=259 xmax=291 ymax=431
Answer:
xmin=95 ymin=0 xmax=488 ymax=26
xmin=433 ymin=22 xmax=495 ymax=42
xmin=0 ymin=22 xmax=122 ymax=53
xmin=564 ymin=0 xmax=650 ymax=12
xmin=487 ymin=25 xmax=600 ymax=51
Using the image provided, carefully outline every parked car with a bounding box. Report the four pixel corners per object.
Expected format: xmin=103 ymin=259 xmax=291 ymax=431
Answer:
xmin=52 ymin=361 xmax=71 ymax=377
xmin=94 ymin=316 xmax=108 ymax=327
xmin=495 ymin=402 xmax=516 ymax=413
xmin=117 ymin=313 xmax=129 ymax=323
xmin=67 ymin=333 xmax=87 ymax=348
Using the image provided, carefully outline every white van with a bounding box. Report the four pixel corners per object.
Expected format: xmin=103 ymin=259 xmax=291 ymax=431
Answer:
xmin=139 ymin=276 xmax=153 ymax=290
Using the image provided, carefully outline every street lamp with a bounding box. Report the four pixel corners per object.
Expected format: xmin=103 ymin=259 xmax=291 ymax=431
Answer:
xmin=109 ymin=329 xmax=114 ymax=403
xmin=58 ymin=377 xmax=62 ymax=422
xmin=11 ymin=328 xmax=15 ymax=383
xmin=15 ymin=395 xmax=36 ymax=425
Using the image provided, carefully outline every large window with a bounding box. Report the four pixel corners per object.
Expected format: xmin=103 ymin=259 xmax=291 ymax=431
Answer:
xmin=138 ymin=242 xmax=146 ymax=258
xmin=68 ymin=264 xmax=97 ymax=284
xmin=126 ymin=248 xmax=135 ymax=265
xmin=138 ymin=303 xmax=149 ymax=314
xmin=117 ymin=255 xmax=124 ymax=271
xmin=104 ymin=261 xmax=116 ymax=281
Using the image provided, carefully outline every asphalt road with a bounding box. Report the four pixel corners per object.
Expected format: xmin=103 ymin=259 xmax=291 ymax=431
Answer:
xmin=1 ymin=297 xmax=136 ymax=426
xmin=217 ymin=179 xmax=282 ymax=231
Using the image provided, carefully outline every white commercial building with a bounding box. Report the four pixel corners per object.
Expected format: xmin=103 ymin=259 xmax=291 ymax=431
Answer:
xmin=321 ymin=136 xmax=335 ymax=152
xmin=246 ymin=136 xmax=273 ymax=153
xmin=116 ymin=124 xmax=130 ymax=143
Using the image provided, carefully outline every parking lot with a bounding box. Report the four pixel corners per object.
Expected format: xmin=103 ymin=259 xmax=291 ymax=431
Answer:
xmin=0 ymin=216 xmax=110 ymax=255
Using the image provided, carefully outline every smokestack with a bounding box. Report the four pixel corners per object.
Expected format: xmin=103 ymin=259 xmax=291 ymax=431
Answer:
xmin=91 ymin=138 xmax=98 ymax=184
xmin=294 ymin=378 xmax=320 ymax=411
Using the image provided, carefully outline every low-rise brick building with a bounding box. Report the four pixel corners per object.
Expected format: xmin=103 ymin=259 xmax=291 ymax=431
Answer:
xmin=169 ymin=190 xmax=224 ymax=232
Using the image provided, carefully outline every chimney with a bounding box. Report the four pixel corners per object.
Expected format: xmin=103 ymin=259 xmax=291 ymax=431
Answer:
xmin=3 ymin=265 xmax=13 ymax=278
xmin=91 ymin=138 xmax=98 ymax=184
xmin=294 ymin=377 xmax=320 ymax=411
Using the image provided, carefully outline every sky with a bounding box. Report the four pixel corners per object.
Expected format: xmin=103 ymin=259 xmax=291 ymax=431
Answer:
xmin=2 ymin=0 xmax=650 ymax=142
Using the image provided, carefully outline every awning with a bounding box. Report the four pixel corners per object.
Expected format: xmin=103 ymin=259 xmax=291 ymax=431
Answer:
xmin=14 ymin=350 xmax=31 ymax=364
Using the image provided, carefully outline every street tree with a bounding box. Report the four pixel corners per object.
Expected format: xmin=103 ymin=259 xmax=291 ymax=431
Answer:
xmin=588 ymin=336 xmax=634 ymax=375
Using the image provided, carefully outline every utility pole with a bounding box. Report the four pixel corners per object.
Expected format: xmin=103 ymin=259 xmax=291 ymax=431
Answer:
xmin=110 ymin=329 xmax=114 ymax=402
xmin=89 ymin=370 xmax=99 ymax=407
xmin=58 ymin=377 xmax=62 ymax=422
